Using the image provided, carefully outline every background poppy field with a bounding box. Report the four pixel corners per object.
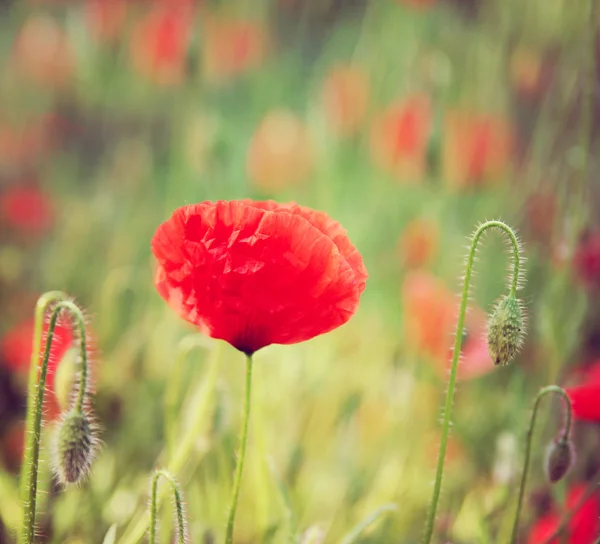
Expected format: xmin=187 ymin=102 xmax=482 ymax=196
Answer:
xmin=0 ymin=0 xmax=599 ymax=542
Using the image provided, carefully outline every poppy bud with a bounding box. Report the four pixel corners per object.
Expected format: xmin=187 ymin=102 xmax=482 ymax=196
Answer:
xmin=487 ymin=294 xmax=525 ymax=366
xmin=52 ymin=409 xmax=97 ymax=485
xmin=545 ymin=437 xmax=574 ymax=483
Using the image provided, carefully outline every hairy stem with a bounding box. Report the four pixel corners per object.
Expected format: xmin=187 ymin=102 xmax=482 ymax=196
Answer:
xmin=510 ymin=385 xmax=572 ymax=544
xmin=225 ymin=354 xmax=254 ymax=544
xmin=422 ymin=220 xmax=522 ymax=544
xmin=149 ymin=470 xmax=187 ymax=544
xmin=19 ymin=299 xmax=87 ymax=544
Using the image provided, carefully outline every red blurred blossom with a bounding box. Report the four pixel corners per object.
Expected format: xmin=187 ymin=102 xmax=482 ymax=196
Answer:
xmin=397 ymin=218 xmax=439 ymax=269
xmin=0 ymin=117 xmax=54 ymax=172
xmin=565 ymin=361 xmax=600 ymax=421
xmin=201 ymin=15 xmax=268 ymax=85
xmin=321 ymin=64 xmax=370 ymax=137
xmin=151 ymin=200 xmax=368 ymax=355
xmin=12 ymin=14 xmax=73 ymax=88
xmin=397 ymin=0 xmax=437 ymax=9
xmin=510 ymin=46 xmax=545 ymax=99
xmin=442 ymin=110 xmax=513 ymax=189
xmin=0 ymin=185 xmax=54 ymax=237
xmin=402 ymin=271 xmax=493 ymax=380
xmin=247 ymin=110 xmax=314 ymax=193
xmin=524 ymin=190 xmax=557 ymax=247
xmin=573 ymin=229 xmax=600 ymax=289
xmin=0 ymin=317 xmax=74 ymax=419
xmin=370 ymin=94 xmax=432 ymax=182
xmin=528 ymin=484 xmax=600 ymax=544
xmin=85 ymin=0 xmax=128 ymax=43
xmin=130 ymin=6 xmax=193 ymax=86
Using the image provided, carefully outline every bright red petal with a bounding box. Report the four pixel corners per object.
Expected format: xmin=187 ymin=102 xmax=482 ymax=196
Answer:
xmin=151 ymin=200 xmax=367 ymax=354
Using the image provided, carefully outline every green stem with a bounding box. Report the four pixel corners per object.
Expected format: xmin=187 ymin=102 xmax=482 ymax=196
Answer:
xmin=422 ymin=220 xmax=522 ymax=544
xmin=19 ymin=299 xmax=87 ymax=544
xmin=18 ymin=291 xmax=66 ymax=503
xmin=225 ymin=354 xmax=253 ymax=544
xmin=510 ymin=385 xmax=572 ymax=544
xmin=149 ymin=470 xmax=187 ymax=544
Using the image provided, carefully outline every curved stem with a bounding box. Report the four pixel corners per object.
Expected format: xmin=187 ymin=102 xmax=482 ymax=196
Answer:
xmin=19 ymin=299 xmax=87 ymax=544
xmin=422 ymin=220 xmax=522 ymax=544
xmin=19 ymin=291 xmax=66 ymax=502
xmin=225 ymin=354 xmax=254 ymax=544
xmin=149 ymin=470 xmax=187 ymax=544
xmin=510 ymin=385 xmax=572 ymax=544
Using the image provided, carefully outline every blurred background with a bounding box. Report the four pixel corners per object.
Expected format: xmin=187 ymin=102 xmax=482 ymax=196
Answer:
xmin=0 ymin=0 xmax=599 ymax=542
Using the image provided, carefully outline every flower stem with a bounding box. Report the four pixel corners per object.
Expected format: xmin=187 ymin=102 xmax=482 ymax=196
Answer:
xmin=149 ymin=470 xmax=187 ymax=544
xmin=19 ymin=299 xmax=87 ymax=544
xmin=422 ymin=220 xmax=522 ymax=544
xmin=225 ymin=354 xmax=254 ymax=544
xmin=510 ymin=385 xmax=572 ymax=544
xmin=18 ymin=291 xmax=66 ymax=500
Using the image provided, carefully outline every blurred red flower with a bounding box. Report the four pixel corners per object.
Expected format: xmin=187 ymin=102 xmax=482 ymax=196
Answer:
xmin=573 ymin=229 xmax=600 ymax=289
xmin=321 ymin=64 xmax=370 ymax=137
xmin=85 ymin=0 xmax=128 ymax=43
xmin=370 ymin=94 xmax=432 ymax=182
xmin=12 ymin=14 xmax=73 ymax=88
xmin=0 ymin=116 xmax=53 ymax=172
xmin=1 ymin=317 xmax=74 ymax=419
xmin=151 ymin=200 xmax=368 ymax=355
xmin=565 ymin=362 xmax=600 ymax=421
xmin=201 ymin=15 xmax=268 ymax=85
xmin=443 ymin=110 xmax=513 ymax=189
xmin=528 ymin=484 xmax=600 ymax=544
xmin=402 ymin=271 xmax=493 ymax=380
xmin=247 ymin=109 xmax=314 ymax=193
xmin=397 ymin=218 xmax=439 ymax=269
xmin=0 ymin=185 xmax=54 ymax=236
xmin=130 ymin=6 xmax=193 ymax=86
xmin=397 ymin=0 xmax=437 ymax=9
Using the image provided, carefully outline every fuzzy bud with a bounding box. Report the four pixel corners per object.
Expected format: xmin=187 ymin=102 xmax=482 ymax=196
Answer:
xmin=53 ymin=409 xmax=97 ymax=485
xmin=487 ymin=294 xmax=525 ymax=366
xmin=545 ymin=437 xmax=574 ymax=483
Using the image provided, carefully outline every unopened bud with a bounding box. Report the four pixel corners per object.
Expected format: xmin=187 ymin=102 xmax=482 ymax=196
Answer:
xmin=487 ymin=294 xmax=525 ymax=366
xmin=53 ymin=409 xmax=97 ymax=485
xmin=545 ymin=437 xmax=574 ymax=483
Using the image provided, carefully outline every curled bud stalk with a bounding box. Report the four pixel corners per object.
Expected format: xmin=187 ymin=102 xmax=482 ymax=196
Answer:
xmin=149 ymin=470 xmax=188 ymax=544
xmin=19 ymin=296 xmax=94 ymax=544
xmin=510 ymin=385 xmax=573 ymax=544
xmin=545 ymin=437 xmax=574 ymax=484
xmin=52 ymin=409 xmax=98 ymax=485
xmin=422 ymin=220 xmax=525 ymax=544
xmin=487 ymin=294 xmax=526 ymax=366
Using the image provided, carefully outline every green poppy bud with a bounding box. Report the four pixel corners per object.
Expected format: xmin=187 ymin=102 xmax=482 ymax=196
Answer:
xmin=545 ymin=437 xmax=574 ymax=484
xmin=52 ymin=409 xmax=98 ymax=485
xmin=487 ymin=294 xmax=525 ymax=366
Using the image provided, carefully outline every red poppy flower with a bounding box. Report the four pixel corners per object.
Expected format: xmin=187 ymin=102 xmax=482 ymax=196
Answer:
xmin=370 ymin=94 xmax=432 ymax=182
xmin=321 ymin=64 xmax=370 ymax=137
xmin=573 ymin=229 xmax=600 ymax=289
xmin=129 ymin=6 xmax=192 ymax=86
xmin=201 ymin=15 xmax=268 ymax=85
xmin=12 ymin=14 xmax=73 ymax=88
xmin=1 ymin=317 xmax=74 ymax=419
xmin=528 ymin=484 xmax=600 ymax=544
xmin=246 ymin=110 xmax=314 ymax=192
xmin=443 ymin=110 xmax=513 ymax=189
xmin=151 ymin=200 xmax=368 ymax=355
xmin=402 ymin=271 xmax=493 ymax=380
xmin=565 ymin=362 xmax=600 ymax=421
xmin=397 ymin=218 xmax=439 ymax=269
xmin=0 ymin=185 xmax=54 ymax=236
xmin=85 ymin=0 xmax=128 ymax=43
